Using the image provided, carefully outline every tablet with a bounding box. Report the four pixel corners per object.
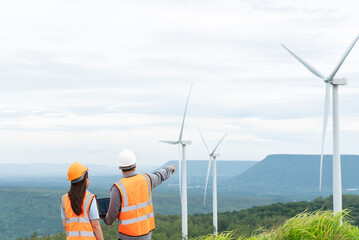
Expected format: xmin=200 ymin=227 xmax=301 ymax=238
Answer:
xmin=97 ymin=197 xmax=110 ymax=216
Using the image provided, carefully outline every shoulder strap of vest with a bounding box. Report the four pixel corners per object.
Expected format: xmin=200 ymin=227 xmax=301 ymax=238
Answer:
xmin=142 ymin=174 xmax=152 ymax=200
xmin=83 ymin=191 xmax=95 ymax=220
xmin=144 ymin=174 xmax=152 ymax=190
xmin=114 ymin=180 xmax=128 ymax=207
xmin=61 ymin=194 xmax=67 ymax=213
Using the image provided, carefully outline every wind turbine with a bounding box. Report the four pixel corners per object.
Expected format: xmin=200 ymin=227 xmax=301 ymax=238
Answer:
xmin=159 ymin=82 xmax=193 ymax=239
xmin=199 ymin=129 xmax=227 ymax=234
xmin=282 ymin=34 xmax=359 ymax=214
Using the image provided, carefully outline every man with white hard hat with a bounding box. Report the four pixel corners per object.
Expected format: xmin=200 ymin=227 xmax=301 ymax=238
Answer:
xmin=101 ymin=149 xmax=175 ymax=240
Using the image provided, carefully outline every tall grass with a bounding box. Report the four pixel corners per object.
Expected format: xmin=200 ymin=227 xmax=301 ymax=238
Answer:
xmin=194 ymin=232 xmax=236 ymax=240
xmin=196 ymin=210 xmax=359 ymax=240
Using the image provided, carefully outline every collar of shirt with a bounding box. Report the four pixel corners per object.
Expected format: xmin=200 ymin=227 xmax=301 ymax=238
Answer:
xmin=122 ymin=172 xmax=137 ymax=178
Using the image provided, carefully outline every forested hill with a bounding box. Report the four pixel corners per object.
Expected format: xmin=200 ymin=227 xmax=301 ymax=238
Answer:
xmin=19 ymin=194 xmax=359 ymax=240
xmin=231 ymin=154 xmax=359 ymax=194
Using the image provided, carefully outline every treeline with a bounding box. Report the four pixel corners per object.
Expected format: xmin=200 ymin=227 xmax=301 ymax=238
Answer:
xmin=20 ymin=194 xmax=359 ymax=240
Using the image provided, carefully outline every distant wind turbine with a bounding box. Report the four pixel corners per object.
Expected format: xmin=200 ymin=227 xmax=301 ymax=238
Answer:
xmin=160 ymin=82 xmax=193 ymax=239
xmin=199 ymin=129 xmax=227 ymax=234
xmin=282 ymin=34 xmax=359 ymax=214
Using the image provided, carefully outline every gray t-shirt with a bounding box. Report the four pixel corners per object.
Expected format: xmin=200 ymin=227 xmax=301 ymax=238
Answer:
xmin=103 ymin=166 xmax=173 ymax=240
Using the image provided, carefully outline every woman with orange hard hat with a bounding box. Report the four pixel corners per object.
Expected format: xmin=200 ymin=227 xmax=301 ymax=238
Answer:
xmin=60 ymin=161 xmax=104 ymax=240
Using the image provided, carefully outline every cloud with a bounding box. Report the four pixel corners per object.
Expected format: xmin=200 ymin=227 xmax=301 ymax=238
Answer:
xmin=0 ymin=0 xmax=359 ymax=165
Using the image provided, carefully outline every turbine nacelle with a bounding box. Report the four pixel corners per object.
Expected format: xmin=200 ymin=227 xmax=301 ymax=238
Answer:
xmin=331 ymin=78 xmax=347 ymax=85
xmin=324 ymin=78 xmax=347 ymax=85
xmin=210 ymin=153 xmax=220 ymax=157
xmin=181 ymin=140 xmax=192 ymax=146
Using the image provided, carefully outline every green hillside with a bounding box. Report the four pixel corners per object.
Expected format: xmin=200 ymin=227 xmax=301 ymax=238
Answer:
xmin=19 ymin=195 xmax=359 ymax=240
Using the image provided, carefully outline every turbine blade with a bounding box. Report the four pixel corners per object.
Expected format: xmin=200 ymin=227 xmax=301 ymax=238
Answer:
xmin=210 ymin=133 xmax=228 ymax=156
xmin=319 ymin=83 xmax=331 ymax=191
xmin=178 ymin=144 xmax=182 ymax=200
xmin=328 ymin=34 xmax=359 ymax=81
xmin=178 ymin=82 xmax=193 ymax=143
xmin=198 ymin=129 xmax=210 ymax=154
xmin=281 ymin=43 xmax=326 ymax=80
xmin=204 ymin=156 xmax=212 ymax=206
xmin=159 ymin=140 xmax=178 ymax=144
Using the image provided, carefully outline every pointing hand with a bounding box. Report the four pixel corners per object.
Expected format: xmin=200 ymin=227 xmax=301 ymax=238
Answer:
xmin=170 ymin=164 xmax=175 ymax=174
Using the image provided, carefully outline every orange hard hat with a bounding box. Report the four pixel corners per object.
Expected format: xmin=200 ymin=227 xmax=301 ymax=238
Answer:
xmin=67 ymin=161 xmax=88 ymax=183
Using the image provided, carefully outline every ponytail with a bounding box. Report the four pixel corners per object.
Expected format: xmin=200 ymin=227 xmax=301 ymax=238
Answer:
xmin=68 ymin=172 xmax=88 ymax=215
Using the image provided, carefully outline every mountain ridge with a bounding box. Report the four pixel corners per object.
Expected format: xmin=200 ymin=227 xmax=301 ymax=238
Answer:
xmin=231 ymin=154 xmax=359 ymax=194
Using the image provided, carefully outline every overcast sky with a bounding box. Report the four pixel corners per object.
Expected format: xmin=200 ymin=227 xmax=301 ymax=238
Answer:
xmin=1 ymin=0 xmax=359 ymax=167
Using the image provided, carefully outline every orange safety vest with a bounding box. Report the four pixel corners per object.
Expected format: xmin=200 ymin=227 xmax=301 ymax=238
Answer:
xmin=61 ymin=191 xmax=96 ymax=240
xmin=114 ymin=174 xmax=155 ymax=236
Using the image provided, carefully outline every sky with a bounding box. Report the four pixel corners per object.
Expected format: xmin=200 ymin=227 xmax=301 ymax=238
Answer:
xmin=1 ymin=0 xmax=359 ymax=167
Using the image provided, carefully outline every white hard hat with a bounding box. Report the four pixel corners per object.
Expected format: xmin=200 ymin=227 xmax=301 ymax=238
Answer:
xmin=118 ymin=149 xmax=137 ymax=170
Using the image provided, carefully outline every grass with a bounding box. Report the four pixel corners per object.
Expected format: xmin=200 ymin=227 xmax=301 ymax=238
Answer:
xmin=196 ymin=210 xmax=359 ymax=240
xmin=195 ymin=232 xmax=235 ymax=240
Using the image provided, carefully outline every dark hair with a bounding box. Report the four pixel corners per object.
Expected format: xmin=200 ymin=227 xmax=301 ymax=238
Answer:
xmin=68 ymin=172 xmax=88 ymax=215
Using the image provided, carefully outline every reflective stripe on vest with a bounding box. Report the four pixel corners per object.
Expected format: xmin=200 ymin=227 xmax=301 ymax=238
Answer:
xmin=114 ymin=174 xmax=155 ymax=236
xmin=61 ymin=191 xmax=96 ymax=239
xmin=118 ymin=212 xmax=155 ymax=225
xmin=67 ymin=231 xmax=95 ymax=237
xmin=121 ymin=200 xmax=153 ymax=213
xmin=66 ymin=217 xmax=91 ymax=224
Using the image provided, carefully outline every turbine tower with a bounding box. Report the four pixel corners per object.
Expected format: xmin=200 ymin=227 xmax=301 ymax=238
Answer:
xmin=199 ymin=129 xmax=227 ymax=234
xmin=282 ymin=34 xmax=359 ymax=214
xmin=160 ymin=82 xmax=193 ymax=239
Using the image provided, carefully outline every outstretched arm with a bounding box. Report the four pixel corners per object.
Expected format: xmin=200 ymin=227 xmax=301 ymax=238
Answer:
xmin=147 ymin=164 xmax=175 ymax=189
